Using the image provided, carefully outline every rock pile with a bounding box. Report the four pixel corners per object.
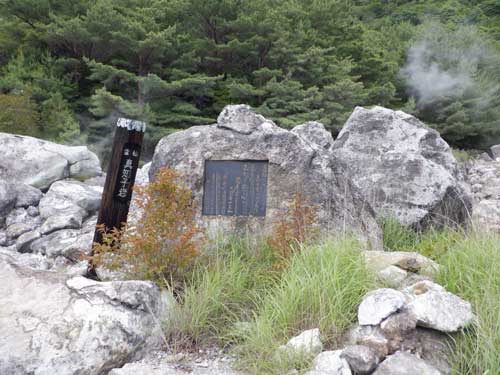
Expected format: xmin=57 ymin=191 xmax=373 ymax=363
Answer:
xmin=0 ymin=134 xmax=104 ymax=272
xmin=292 ymin=251 xmax=474 ymax=375
xmin=466 ymin=148 xmax=500 ymax=231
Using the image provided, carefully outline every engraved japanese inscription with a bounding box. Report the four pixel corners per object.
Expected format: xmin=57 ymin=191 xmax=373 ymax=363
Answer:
xmin=113 ymin=143 xmax=141 ymax=203
xmin=202 ymin=160 xmax=269 ymax=216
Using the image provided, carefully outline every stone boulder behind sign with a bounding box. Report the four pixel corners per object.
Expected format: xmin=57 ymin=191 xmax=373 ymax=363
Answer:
xmin=0 ymin=133 xmax=102 ymax=190
xmin=150 ymin=104 xmax=381 ymax=248
xmin=332 ymin=106 xmax=472 ymax=228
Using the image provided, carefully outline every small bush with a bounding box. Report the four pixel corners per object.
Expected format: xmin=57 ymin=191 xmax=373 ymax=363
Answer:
xmin=267 ymin=192 xmax=318 ymax=270
xmin=91 ymin=168 xmax=203 ymax=289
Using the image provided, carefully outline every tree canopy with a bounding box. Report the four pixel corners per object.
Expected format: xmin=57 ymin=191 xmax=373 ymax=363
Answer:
xmin=0 ymin=0 xmax=499 ymax=155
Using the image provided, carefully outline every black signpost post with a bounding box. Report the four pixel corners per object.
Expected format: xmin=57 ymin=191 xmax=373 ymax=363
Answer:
xmin=87 ymin=117 xmax=146 ymax=278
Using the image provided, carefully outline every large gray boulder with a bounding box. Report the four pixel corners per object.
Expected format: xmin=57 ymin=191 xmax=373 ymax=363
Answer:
xmin=0 ymin=133 xmax=102 ymax=190
xmin=0 ymin=251 xmax=171 ymax=375
xmin=150 ymin=105 xmax=381 ymax=247
xmin=333 ymin=106 xmax=472 ymax=228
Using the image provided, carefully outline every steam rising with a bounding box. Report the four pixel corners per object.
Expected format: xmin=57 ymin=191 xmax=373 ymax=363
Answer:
xmin=401 ymin=22 xmax=495 ymax=104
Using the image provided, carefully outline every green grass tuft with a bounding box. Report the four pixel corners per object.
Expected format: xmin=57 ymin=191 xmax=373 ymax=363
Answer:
xmin=436 ymin=231 xmax=500 ymax=374
xmin=234 ymin=238 xmax=373 ymax=374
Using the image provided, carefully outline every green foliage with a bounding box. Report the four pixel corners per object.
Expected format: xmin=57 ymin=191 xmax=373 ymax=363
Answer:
xmin=235 ymin=238 xmax=372 ymax=374
xmin=0 ymin=0 xmax=499 ymax=149
xmin=0 ymin=92 xmax=39 ymax=136
xmin=381 ymin=218 xmax=464 ymax=260
xmin=165 ymin=237 xmax=276 ymax=347
xmin=437 ymin=231 xmax=500 ymax=374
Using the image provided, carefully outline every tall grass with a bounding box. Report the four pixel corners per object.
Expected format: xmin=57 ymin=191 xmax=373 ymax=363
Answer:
xmin=235 ymin=238 xmax=373 ymax=374
xmin=437 ymin=231 xmax=500 ymax=374
xmin=382 ymin=219 xmax=500 ymax=374
xmin=163 ymin=237 xmax=277 ymax=348
xmin=381 ymin=217 xmax=465 ymax=260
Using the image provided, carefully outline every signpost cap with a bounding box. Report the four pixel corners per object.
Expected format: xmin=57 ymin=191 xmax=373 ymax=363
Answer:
xmin=117 ymin=117 xmax=146 ymax=132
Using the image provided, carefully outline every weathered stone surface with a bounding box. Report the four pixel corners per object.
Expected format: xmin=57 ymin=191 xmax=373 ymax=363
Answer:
xmin=311 ymin=350 xmax=351 ymax=375
xmin=150 ymin=105 xmax=381 ymax=247
xmin=490 ymin=144 xmax=500 ymax=160
xmin=363 ymin=251 xmax=439 ymax=277
xmin=108 ymin=350 xmax=244 ymax=375
xmin=0 ymin=133 xmax=102 ymax=190
xmin=281 ymin=328 xmax=323 ymax=356
xmin=0 ymin=248 xmax=52 ymax=270
xmin=6 ymin=222 xmax=35 ymax=239
xmin=373 ymin=351 xmax=441 ymax=375
xmin=0 ymin=252 xmax=171 ymax=375
xmin=341 ymin=345 xmax=379 ymax=374
xmin=40 ymin=213 xmax=83 ymax=235
xmin=466 ymin=157 xmax=500 ymax=231
xmin=291 ymin=121 xmax=334 ymax=152
xmin=38 ymin=179 xmax=102 ymax=221
xmin=15 ymin=183 xmax=43 ymax=208
xmin=333 ymin=106 xmax=471 ymax=228
xmin=0 ymin=181 xmax=17 ymax=222
xmin=405 ymin=281 xmax=474 ymax=332
xmin=377 ymin=266 xmax=408 ymax=288
xmin=0 ymin=231 xmax=7 ymax=246
xmin=15 ymin=230 xmax=41 ymax=252
xmin=30 ymin=229 xmax=93 ymax=260
xmin=408 ymin=329 xmax=452 ymax=375
xmin=380 ymin=309 xmax=417 ymax=341
xmin=344 ymin=325 xmax=390 ymax=359
xmin=358 ymin=289 xmax=407 ymax=325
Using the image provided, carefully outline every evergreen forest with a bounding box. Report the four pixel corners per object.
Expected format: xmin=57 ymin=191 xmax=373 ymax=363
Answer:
xmin=0 ymin=0 xmax=499 ymax=158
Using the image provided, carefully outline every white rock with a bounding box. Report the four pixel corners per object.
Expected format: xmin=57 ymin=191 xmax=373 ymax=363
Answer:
xmin=405 ymin=281 xmax=474 ymax=332
xmin=377 ymin=266 xmax=408 ymax=288
xmin=281 ymin=328 xmax=323 ymax=356
xmin=312 ymin=350 xmax=351 ymax=375
xmin=0 ymin=181 xmax=17 ymax=221
xmin=30 ymin=229 xmax=93 ymax=260
xmin=341 ymin=345 xmax=379 ymax=374
xmin=363 ymin=251 xmax=439 ymax=276
xmin=40 ymin=213 xmax=83 ymax=235
xmin=15 ymin=183 xmax=43 ymax=208
xmin=15 ymin=230 xmax=41 ymax=252
xmin=6 ymin=222 xmax=35 ymax=239
xmin=333 ymin=106 xmax=471 ymax=228
xmin=0 ymin=132 xmax=102 ymax=190
xmin=358 ymin=289 xmax=407 ymax=325
xmin=373 ymin=351 xmax=442 ymax=375
xmin=0 ymin=252 xmax=172 ymax=374
xmin=39 ymin=179 xmax=102 ymax=220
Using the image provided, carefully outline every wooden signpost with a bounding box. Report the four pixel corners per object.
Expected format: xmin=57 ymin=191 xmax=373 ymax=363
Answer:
xmin=87 ymin=117 xmax=146 ymax=278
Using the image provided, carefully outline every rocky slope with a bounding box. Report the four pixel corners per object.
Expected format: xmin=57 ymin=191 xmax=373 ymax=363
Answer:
xmin=0 ymin=105 xmax=491 ymax=374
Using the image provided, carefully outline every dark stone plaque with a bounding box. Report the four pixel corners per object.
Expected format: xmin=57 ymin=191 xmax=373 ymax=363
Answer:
xmin=202 ymin=160 xmax=268 ymax=216
xmin=113 ymin=143 xmax=141 ymax=203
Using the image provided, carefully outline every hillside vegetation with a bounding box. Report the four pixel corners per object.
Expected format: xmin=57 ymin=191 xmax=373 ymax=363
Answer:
xmin=0 ymin=0 xmax=499 ymax=157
